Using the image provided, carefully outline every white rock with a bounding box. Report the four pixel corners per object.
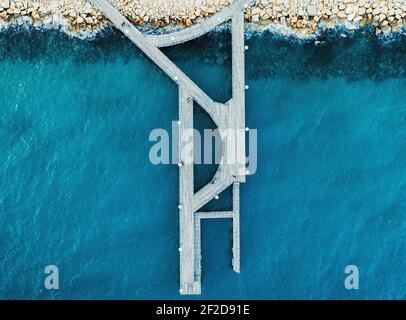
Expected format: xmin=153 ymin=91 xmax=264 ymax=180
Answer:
xmin=347 ymin=12 xmax=356 ymax=21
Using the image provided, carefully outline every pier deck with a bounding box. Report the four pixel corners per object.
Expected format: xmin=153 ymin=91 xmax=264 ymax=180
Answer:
xmin=147 ymin=0 xmax=254 ymax=48
xmin=90 ymin=0 xmax=250 ymax=295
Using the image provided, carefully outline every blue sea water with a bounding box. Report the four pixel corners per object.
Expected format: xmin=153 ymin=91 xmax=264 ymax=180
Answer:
xmin=0 ymin=28 xmax=406 ymax=299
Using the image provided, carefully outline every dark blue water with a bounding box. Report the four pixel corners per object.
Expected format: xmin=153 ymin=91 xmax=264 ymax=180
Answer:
xmin=0 ymin=29 xmax=405 ymax=299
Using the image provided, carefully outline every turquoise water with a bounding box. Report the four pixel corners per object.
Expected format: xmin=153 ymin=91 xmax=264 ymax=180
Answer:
xmin=0 ymin=29 xmax=406 ymax=299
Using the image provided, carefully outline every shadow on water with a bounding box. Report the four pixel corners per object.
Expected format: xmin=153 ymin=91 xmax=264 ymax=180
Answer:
xmin=3 ymin=27 xmax=406 ymax=82
xmin=246 ymin=27 xmax=406 ymax=81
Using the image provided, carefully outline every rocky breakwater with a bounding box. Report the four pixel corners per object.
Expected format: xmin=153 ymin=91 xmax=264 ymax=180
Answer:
xmin=0 ymin=0 xmax=233 ymax=36
xmin=0 ymin=1 xmax=406 ymax=37
xmin=247 ymin=0 xmax=406 ymax=36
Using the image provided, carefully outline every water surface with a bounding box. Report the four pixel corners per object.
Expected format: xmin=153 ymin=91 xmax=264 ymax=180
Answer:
xmin=0 ymin=29 xmax=405 ymax=299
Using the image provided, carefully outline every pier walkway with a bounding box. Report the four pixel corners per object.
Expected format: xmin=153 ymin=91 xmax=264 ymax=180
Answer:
xmin=90 ymin=0 xmax=252 ymax=294
xmin=147 ymin=0 xmax=252 ymax=48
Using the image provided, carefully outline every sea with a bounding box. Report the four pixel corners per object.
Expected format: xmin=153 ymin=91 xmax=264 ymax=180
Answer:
xmin=0 ymin=26 xmax=405 ymax=299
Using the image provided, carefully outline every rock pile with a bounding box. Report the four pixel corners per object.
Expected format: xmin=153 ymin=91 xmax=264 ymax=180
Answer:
xmin=0 ymin=0 xmax=232 ymax=34
xmin=0 ymin=0 xmax=405 ymax=37
xmin=247 ymin=0 xmax=406 ymax=36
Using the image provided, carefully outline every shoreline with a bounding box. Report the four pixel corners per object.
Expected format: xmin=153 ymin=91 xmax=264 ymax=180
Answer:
xmin=0 ymin=1 xmax=406 ymax=39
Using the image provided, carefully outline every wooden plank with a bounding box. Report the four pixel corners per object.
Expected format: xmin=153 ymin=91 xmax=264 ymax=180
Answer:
xmin=178 ymin=85 xmax=199 ymax=294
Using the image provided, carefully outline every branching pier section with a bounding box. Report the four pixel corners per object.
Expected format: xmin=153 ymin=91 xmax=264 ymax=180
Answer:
xmin=90 ymin=0 xmax=252 ymax=295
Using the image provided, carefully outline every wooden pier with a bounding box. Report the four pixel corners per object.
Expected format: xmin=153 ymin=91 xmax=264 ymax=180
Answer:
xmin=90 ymin=0 xmax=252 ymax=295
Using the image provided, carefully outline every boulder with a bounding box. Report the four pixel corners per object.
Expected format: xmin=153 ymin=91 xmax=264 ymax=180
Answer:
xmin=347 ymin=12 xmax=356 ymax=21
